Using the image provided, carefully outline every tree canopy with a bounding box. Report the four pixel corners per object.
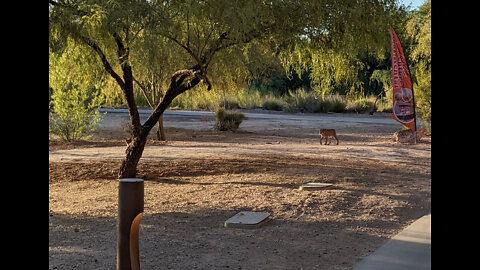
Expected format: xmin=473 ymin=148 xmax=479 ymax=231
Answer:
xmin=49 ymin=0 xmax=425 ymax=177
xmin=50 ymin=0 xmax=409 ymax=98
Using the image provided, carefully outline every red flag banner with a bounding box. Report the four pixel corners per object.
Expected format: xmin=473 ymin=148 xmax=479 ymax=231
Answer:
xmin=390 ymin=27 xmax=416 ymax=131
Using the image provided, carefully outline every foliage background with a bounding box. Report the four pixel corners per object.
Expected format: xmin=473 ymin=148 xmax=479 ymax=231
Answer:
xmin=49 ymin=0 xmax=431 ymax=132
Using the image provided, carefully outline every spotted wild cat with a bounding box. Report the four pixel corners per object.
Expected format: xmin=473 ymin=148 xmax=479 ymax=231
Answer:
xmin=319 ymin=129 xmax=339 ymax=145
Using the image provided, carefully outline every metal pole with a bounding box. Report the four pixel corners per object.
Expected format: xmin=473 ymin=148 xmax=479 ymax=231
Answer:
xmin=405 ymin=58 xmax=418 ymax=144
xmin=117 ymin=178 xmax=144 ymax=270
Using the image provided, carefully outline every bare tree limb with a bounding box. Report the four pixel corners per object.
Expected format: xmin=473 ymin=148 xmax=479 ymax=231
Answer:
xmin=80 ymin=36 xmax=126 ymax=90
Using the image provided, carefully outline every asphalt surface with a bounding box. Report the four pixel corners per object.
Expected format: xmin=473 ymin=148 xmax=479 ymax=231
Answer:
xmin=98 ymin=108 xmax=399 ymax=125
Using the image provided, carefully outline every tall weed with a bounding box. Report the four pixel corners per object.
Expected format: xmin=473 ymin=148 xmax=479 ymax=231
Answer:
xmin=214 ymin=108 xmax=245 ymax=131
xmin=322 ymin=94 xmax=346 ymax=113
xmin=284 ymin=88 xmax=320 ymax=113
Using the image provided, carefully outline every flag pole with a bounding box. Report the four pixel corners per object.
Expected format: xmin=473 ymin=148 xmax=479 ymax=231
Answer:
xmin=407 ymin=65 xmax=418 ymax=144
xmin=400 ymin=34 xmax=418 ymax=144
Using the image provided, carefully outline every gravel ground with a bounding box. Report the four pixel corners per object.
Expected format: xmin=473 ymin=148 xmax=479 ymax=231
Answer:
xmin=49 ymin=110 xmax=431 ymax=269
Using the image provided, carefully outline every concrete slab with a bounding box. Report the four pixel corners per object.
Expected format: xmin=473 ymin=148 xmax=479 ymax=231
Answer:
xmin=298 ymin=182 xmax=333 ymax=190
xmin=224 ymin=211 xmax=271 ymax=229
xmin=353 ymin=213 xmax=431 ymax=270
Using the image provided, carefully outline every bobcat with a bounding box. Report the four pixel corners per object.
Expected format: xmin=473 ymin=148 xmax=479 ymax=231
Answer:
xmin=319 ymin=129 xmax=339 ymax=145
xmin=392 ymin=128 xmax=425 ymax=144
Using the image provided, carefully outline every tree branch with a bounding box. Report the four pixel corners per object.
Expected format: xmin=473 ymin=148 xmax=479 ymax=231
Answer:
xmin=113 ymin=32 xmax=130 ymax=70
xmin=199 ymin=22 xmax=218 ymax=57
xmin=133 ymin=77 xmax=155 ymax=108
xmin=111 ymin=32 xmax=141 ymax=134
xmin=80 ymin=36 xmax=126 ymax=90
xmin=166 ymin=34 xmax=212 ymax=90
xmin=142 ymin=67 xmax=201 ymax=133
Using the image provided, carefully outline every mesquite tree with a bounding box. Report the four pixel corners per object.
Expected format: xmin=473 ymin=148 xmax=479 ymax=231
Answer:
xmin=49 ymin=0 xmax=291 ymax=178
xmin=130 ymin=36 xmax=179 ymax=141
xmin=49 ymin=0 xmax=403 ymax=178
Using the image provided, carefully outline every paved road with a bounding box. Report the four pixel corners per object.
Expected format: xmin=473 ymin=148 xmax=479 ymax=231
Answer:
xmin=98 ymin=108 xmax=399 ymax=126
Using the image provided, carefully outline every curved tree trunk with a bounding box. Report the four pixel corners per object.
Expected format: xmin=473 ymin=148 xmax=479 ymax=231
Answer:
xmin=118 ymin=71 xmax=202 ymax=179
xmin=119 ymin=133 xmax=148 ymax=178
xmin=156 ymin=114 xmax=166 ymax=141
xmin=77 ymin=25 xmax=205 ymax=179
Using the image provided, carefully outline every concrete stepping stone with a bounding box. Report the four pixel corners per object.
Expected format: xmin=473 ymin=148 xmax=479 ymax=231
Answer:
xmin=224 ymin=211 xmax=271 ymax=229
xmin=298 ymin=182 xmax=333 ymax=190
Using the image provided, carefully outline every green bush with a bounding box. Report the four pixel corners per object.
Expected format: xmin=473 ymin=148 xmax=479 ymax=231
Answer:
xmin=49 ymin=86 xmax=104 ymax=142
xmin=347 ymin=99 xmax=371 ymax=113
xmin=170 ymin=87 xmax=221 ymax=111
xmin=214 ymin=108 xmax=245 ymax=131
xmin=321 ymin=94 xmax=346 ymax=113
xmin=284 ymin=88 xmax=319 ymax=113
xmin=219 ymin=99 xmax=241 ymax=110
xmin=375 ymin=98 xmax=392 ymax=113
xmin=262 ymin=100 xmax=283 ymax=111
xmin=330 ymin=100 xmax=346 ymax=112
xmin=231 ymin=88 xmax=263 ymax=109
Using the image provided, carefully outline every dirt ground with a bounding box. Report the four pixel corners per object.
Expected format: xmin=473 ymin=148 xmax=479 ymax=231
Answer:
xmin=49 ymin=110 xmax=431 ymax=270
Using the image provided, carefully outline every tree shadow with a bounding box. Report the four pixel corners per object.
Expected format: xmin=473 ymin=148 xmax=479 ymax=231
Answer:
xmin=49 ymin=212 xmax=117 ymax=269
xmin=50 ymin=164 xmax=430 ymax=270
xmin=146 ymin=177 xmax=298 ymax=189
xmin=50 ymin=208 xmax=414 ymax=270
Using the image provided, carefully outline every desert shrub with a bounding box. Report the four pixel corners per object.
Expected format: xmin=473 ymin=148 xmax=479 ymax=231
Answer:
xmin=262 ymin=100 xmax=283 ymax=111
xmin=373 ymin=95 xmax=393 ymax=113
xmin=330 ymin=99 xmax=346 ymax=113
xmin=284 ymin=88 xmax=319 ymax=113
xmin=322 ymin=94 xmax=346 ymax=113
xmin=317 ymin=99 xmax=332 ymax=113
xmin=214 ymin=108 xmax=245 ymax=131
xmin=346 ymin=98 xmax=373 ymax=113
xmin=231 ymin=88 xmax=263 ymax=109
xmin=171 ymin=87 xmax=221 ymax=110
xmin=219 ymin=99 xmax=241 ymax=110
xmin=49 ymin=86 xmax=104 ymax=142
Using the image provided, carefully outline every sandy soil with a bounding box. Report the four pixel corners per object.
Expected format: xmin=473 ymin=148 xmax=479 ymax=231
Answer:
xmin=49 ymin=110 xmax=431 ymax=270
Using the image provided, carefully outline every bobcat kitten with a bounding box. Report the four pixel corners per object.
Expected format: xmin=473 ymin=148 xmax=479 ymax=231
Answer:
xmin=319 ymin=129 xmax=339 ymax=145
xmin=392 ymin=128 xmax=425 ymax=144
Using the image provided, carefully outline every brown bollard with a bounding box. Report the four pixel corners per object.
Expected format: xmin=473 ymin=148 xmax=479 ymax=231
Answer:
xmin=117 ymin=178 xmax=144 ymax=270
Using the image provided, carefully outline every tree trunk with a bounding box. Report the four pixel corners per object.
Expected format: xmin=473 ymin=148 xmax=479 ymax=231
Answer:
xmin=116 ymin=66 xmax=203 ymax=179
xmin=156 ymin=114 xmax=166 ymax=141
xmin=119 ymin=135 xmax=148 ymax=178
xmin=81 ymin=31 xmax=204 ymax=179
